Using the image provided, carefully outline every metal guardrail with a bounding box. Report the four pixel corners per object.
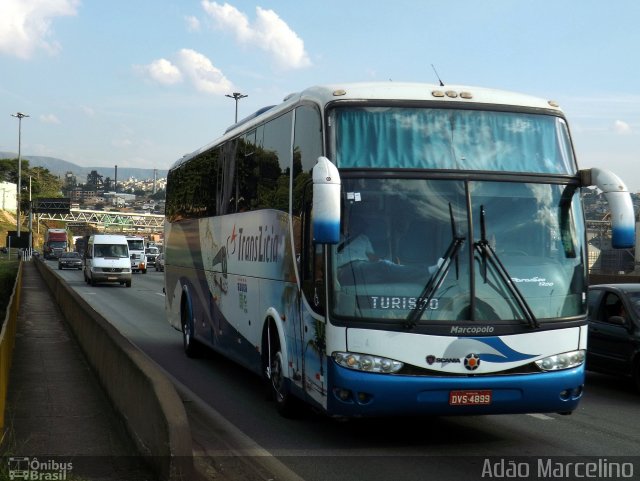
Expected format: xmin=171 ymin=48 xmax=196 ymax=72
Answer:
xmin=0 ymin=261 xmax=22 ymax=428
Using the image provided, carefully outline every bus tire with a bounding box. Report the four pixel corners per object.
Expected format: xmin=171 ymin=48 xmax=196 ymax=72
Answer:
xmin=265 ymin=324 xmax=299 ymax=417
xmin=181 ymin=301 xmax=199 ymax=358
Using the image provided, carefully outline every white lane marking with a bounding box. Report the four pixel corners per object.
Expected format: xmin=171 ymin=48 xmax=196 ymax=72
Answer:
xmin=527 ymin=413 xmax=554 ymax=420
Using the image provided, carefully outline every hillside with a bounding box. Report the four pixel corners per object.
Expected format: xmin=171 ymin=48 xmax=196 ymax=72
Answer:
xmin=1 ymin=210 xmax=49 ymax=250
xmin=0 ymin=152 xmax=167 ymax=182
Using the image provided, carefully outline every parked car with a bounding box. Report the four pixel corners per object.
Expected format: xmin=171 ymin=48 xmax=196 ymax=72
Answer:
xmin=58 ymin=251 xmax=83 ymax=270
xmin=155 ymin=253 xmax=165 ymax=272
xmin=587 ymin=284 xmax=640 ymax=390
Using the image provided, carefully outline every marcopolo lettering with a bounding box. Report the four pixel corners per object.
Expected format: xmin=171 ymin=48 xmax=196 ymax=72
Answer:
xmin=450 ymin=325 xmax=494 ymax=334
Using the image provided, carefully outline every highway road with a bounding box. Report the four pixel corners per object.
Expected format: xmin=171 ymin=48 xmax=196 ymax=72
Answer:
xmin=50 ymin=260 xmax=640 ymax=481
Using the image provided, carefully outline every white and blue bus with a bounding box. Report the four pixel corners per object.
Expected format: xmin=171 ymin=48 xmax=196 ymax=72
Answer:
xmin=164 ymin=83 xmax=634 ymax=417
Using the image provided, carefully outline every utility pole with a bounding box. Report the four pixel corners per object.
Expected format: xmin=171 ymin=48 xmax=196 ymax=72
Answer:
xmin=11 ymin=112 xmax=29 ymax=237
xmin=225 ymin=92 xmax=248 ymax=123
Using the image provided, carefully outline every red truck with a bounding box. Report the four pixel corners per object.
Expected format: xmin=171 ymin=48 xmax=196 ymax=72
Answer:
xmin=44 ymin=228 xmax=68 ymax=259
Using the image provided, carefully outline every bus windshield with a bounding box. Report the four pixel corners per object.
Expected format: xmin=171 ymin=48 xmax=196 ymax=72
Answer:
xmin=332 ymin=107 xmax=576 ymax=174
xmin=330 ymin=178 xmax=586 ymax=324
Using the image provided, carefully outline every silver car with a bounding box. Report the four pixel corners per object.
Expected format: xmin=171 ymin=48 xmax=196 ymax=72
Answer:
xmin=155 ymin=253 xmax=165 ymax=272
xmin=58 ymin=251 xmax=83 ymax=270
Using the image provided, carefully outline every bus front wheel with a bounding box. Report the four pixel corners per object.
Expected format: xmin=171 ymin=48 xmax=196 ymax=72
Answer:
xmin=181 ymin=303 xmax=199 ymax=358
xmin=265 ymin=326 xmax=298 ymax=417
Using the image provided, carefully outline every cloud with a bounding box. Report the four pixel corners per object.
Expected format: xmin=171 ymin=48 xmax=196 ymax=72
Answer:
xmin=142 ymin=58 xmax=183 ymax=85
xmin=137 ymin=49 xmax=232 ymax=95
xmin=613 ymin=120 xmax=631 ymax=135
xmin=0 ymin=0 xmax=79 ymax=59
xmin=201 ymin=1 xmax=311 ymax=70
xmin=175 ymin=48 xmax=233 ymax=94
xmin=81 ymin=105 xmax=95 ymax=117
xmin=185 ymin=15 xmax=201 ymax=32
xmin=39 ymin=113 xmax=60 ymax=124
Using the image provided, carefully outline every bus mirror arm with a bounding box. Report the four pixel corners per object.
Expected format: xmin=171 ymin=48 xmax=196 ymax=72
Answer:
xmin=579 ymin=168 xmax=635 ymax=248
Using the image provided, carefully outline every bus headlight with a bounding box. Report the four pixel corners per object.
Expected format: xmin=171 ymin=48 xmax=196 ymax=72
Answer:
xmin=535 ymin=350 xmax=585 ymax=371
xmin=333 ymin=352 xmax=403 ymax=373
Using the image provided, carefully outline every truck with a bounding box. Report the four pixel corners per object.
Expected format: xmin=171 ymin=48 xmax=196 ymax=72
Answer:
xmin=125 ymin=235 xmax=147 ymax=273
xmin=74 ymin=236 xmax=88 ymax=256
xmin=43 ymin=228 xmax=68 ymax=259
xmin=144 ymin=244 xmax=160 ymax=267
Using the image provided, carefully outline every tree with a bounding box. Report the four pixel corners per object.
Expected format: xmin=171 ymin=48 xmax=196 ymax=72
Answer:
xmin=148 ymin=189 xmax=166 ymax=201
xmin=0 ymin=158 xmax=64 ymax=213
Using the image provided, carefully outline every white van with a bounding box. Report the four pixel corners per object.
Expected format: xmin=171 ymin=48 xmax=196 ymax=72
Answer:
xmin=84 ymin=234 xmax=132 ymax=287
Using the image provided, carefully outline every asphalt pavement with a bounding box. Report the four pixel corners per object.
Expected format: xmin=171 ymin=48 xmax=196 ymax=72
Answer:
xmin=1 ymin=260 xmax=156 ymax=480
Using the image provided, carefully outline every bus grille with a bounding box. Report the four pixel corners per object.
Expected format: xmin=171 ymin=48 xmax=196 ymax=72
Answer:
xmin=397 ymin=362 xmax=542 ymax=377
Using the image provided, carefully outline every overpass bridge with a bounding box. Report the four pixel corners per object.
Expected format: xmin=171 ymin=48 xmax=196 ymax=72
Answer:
xmin=36 ymin=208 xmax=164 ymax=233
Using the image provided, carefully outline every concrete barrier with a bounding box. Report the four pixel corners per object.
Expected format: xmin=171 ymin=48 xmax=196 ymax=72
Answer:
xmin=0 ymin=261 xmax=22 ymax=429
xmin=34 ymin=258 xmax=193 ymax=481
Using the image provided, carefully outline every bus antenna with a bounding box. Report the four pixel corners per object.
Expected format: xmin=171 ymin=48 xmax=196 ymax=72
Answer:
xmin=431 ymin=64 xmax=445 ymax=86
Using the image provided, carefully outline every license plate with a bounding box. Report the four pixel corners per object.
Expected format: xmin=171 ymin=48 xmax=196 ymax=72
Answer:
xmin=107 ymin=276 xmax=117 ymax=280
xmin=449 ymin=390 xmax=492 ymax=406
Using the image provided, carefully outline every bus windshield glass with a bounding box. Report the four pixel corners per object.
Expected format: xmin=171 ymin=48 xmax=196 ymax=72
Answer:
xmin=332 ymin=107 xmax=576 ymax=174
xmin=330 ymin=178 xmax=586 ymax=324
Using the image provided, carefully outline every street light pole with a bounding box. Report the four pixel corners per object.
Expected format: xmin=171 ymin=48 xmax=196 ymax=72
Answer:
xmin=28 ymin=176 xmax=33 ymax=255
xmin=225 ymin=92 xmax=248 ymax=123
xmin=11 ymin=112 xmax=29 ymax=237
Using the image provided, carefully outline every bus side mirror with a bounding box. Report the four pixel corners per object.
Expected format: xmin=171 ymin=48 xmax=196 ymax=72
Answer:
xmin=312 ymin=156 xmax=341 ymax=244
xmin=580 ymin=167 xmax=635 ymax=248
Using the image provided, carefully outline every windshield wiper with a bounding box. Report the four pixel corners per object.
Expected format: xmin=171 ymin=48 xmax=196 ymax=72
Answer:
xmin=405 ymin=204 xmax=465 ymax=329
xmin=474 ymin=205 xmax=539 ymax=329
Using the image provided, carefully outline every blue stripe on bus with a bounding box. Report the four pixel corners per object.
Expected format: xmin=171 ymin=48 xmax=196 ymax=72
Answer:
xmin=313 ymin=220 xmax=340 ymax=244
xmin=611 ymin=225 xmax=635 ymax=249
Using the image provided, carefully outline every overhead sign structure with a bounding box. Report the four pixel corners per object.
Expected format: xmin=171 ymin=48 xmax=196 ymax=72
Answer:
xmin=33 ymin=198 xmax=71 ymax=215
xmin=6 ymin=231 xmax=30 ymax=248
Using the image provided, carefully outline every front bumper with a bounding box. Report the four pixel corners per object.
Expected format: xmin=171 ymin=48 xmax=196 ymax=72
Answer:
xmin=92 ymin=271 xmax=132 ymax=284
xmin=326 ymin=360 xmax=584 ymax=416
xmin=60 ymin=262 xmax=82 ymax=268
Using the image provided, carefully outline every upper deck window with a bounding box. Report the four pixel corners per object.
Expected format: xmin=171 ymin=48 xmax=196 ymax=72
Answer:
xmin=332 ymin=107 xmax=576 ymax=174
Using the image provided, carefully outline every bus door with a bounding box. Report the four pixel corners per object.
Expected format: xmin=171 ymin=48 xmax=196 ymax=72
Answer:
xmin=298 ymin=196 xmax=329 ymax=406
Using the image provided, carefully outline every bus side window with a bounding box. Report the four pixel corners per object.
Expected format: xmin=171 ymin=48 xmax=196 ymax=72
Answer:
xmin=294 ymin=103 xmax=325 ymax=313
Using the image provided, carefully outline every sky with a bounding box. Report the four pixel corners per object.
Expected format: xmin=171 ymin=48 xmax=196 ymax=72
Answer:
xmin=1 ymin=0 xmax=640 ymax=190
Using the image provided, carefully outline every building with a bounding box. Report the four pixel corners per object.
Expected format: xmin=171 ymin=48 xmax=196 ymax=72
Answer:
xmin=0 ymin=181 xmax=17 ymax=213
